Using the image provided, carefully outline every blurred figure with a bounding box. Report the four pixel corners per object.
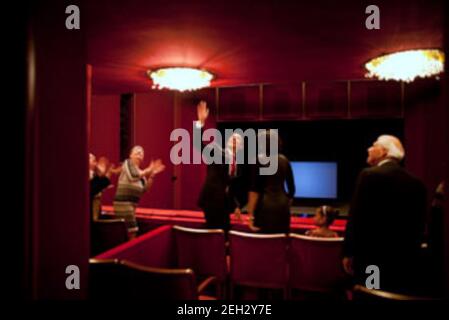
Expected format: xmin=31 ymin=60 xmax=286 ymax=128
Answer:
xmin=306 ymin=205 xmax=339 ymax=238
xmin=195 ymin=101 xmax=250 ymax=230
xmin=247 ymin=131 xmax=295 ymax=234
xmin=89 ymin=153 xmax=116 ymax=221
xmin=113 ymin=146 xmax=165 ymax=238
xmin=343 ymin=135 xmax=427 ymax=294
xmin=427 ymin=180 xmax=445 ymax=296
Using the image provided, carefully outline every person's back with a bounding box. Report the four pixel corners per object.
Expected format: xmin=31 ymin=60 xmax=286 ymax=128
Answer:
xmin=355 ymin=162 xmax=425 ymax=253
xmin=343 ymin=135 xmax=427 ymax=294
xmin=350 ymin=161 xmax=426 ymax=293
xmin=254 ymin=154 xmax=295 ymax=233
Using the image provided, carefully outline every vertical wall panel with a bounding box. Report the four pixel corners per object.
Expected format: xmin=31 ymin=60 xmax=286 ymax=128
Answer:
xmin=218 ymin=86 xmax=260 ymax=120
xmin=351 ymin=80 xmax=402 ymax=118
xmin=177 ymin=89 xmax=216 ymax=210
xmin=134 ymin=91 xmax=174 ymax=208
xmin=90 ymin=94 xmax=120 ymax=205
xmin=304 ymin=81 xmax=348 ymax=119
xmin=262 ymin=83 xmax=302 ymax=119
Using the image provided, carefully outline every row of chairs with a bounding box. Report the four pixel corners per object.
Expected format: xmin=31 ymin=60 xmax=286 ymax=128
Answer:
xmin=89 ymin=258 xmax=432 ymax=300
xmin=90 ymin=224 xmax=435 ymax=300
xmin=89 ymin=225 xmax=347 ymax=299
xmin=174 ymin=226 xmax=348 ymax=299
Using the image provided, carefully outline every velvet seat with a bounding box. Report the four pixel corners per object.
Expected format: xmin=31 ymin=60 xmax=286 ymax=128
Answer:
xmin=289 ymin=234 xmax=347 ymax=294
xmin=89 ymin=258 xmax=215 ymax=300
xmin=91 ymin=218 xmax=129 ymax=255
xmin=173 ymin=226 xmax=227 ymax=298
xmin=228 ymin=230 xmax=289 ymax=298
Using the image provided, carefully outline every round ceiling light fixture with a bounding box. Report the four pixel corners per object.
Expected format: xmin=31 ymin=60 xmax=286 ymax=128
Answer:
xmin=365 ymin=49 xmax=444 ymax=82
xmin=148 ymin=67 xmax=214 ymax=91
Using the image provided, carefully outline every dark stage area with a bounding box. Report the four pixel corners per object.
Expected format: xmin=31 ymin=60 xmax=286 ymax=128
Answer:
xmin=219 ymin=119 xmax=404 ymax=206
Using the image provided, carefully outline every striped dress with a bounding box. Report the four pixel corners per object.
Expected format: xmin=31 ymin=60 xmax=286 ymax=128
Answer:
xmin=113 ymin=159 xmax=148 ymax=232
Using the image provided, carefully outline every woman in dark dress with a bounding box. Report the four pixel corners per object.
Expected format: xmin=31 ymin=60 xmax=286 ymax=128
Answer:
xmin=247 ymin=131 xmax=296 ymax=233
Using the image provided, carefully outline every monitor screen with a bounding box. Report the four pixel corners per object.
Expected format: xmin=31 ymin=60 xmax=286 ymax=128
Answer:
xmin=290 ymin=161 xmax=337 ymax=199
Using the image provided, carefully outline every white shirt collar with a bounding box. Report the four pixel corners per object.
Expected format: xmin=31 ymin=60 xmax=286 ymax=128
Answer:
xmin=377 ymin=158 xmax=394 ymax=167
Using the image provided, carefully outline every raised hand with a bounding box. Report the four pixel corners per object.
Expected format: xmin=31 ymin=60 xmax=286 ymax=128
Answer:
xmin=197 ymin=100 xmax=209 ymax=125
xmin=105 ymin=164 xmax=115 ymax=178
xmin=248 ymin=218 xmax=260 ymax=232
xmin=234 ymin=207 xmax=243 ymax=222
xmin=146 ymin=160 xmax=155 ymax=173
xmin=96 ymin=157 xmax=110 ymax=177
xmin=151 ymin=159 xmax=166 ymax=175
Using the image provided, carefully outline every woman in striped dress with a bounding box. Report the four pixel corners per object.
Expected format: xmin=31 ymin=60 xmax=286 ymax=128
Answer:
xmin=113 ymin=145 xmax=165 ymax=237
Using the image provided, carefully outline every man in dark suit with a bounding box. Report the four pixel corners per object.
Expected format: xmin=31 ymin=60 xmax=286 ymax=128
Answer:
xmin=195 ymin=101 xmax=250 ymax=230
xmin=343 ymin=135 xmax=427 ymax=294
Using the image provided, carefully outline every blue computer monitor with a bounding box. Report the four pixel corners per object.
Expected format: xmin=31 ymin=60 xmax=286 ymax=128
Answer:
xmin=290 ymin=161 xmax=337 ymax=199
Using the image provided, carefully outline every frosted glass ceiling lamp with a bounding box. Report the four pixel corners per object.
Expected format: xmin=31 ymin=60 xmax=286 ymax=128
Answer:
xmin=148 ymin=67 xmax=214 ymax=91
xmin=365 ymin=49 xmax=444 ymax=82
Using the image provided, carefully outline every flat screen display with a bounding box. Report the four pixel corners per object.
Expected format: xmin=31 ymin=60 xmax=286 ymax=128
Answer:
xmin=290 ymin=161 xmax=337 ymax=199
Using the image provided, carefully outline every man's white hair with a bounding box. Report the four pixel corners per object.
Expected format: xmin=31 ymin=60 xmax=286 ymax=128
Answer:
xmin=376 ymin=135 xmax=405 ymax=160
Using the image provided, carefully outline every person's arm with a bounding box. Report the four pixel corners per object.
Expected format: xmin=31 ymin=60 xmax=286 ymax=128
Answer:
xmin=247 ymin=191 xmax=260 ymax=231
xmin=197 ymin=100 xmax=209 ymax=127
xmin=246 ymin=164 xmax=262 ymax=231
xmin=194 ymin=101 xmax=224 ymax=160
xmin=142 ymin=159 xmax=166 ymax=192
xmin=141 ymin=159 xmax=165 ymax=177
xmin=193 ymin=100 xmax=208 ymax=153
xmin=343 ymin=170 xmax=367 ymax=255
xmin=285 ymin=159 xmax=296 ymax=199
xmin=342 ymin=169 xmax=369 ymax=274
xmin=109 ymin=165 xmax=122 ymax=175
xmin=416 ymin=181 xmax=428 ymax=247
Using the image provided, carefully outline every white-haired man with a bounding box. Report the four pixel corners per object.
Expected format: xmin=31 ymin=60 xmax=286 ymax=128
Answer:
xmin=343 ymin=135 xmax=427 ymax=294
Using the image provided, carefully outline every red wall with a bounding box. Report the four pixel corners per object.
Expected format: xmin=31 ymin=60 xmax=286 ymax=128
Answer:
xmin=404 ymin=80 xmax=447 ymax=193
xmin=89 ymin=91 xmax=212 ymax=210
xmin=177 ymin=89 xmax=216 ymax=210
xmin=134 ymin=92 xmax=175 ymax=208
xmin=90 ymin=95 xmax=120 ymax=204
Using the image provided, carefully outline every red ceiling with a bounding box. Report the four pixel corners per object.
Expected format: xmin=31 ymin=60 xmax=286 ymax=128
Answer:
xmin=86 ymin=0 xmax=444 ymax=94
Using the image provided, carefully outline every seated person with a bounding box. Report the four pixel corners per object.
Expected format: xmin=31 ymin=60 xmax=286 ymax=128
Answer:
xmin=305 ymin=205 xmax=339 ymax=238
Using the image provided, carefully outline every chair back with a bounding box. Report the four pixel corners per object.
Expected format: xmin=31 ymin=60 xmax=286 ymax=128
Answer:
xmin=229 ymin=230 xmax=289 ymax=288
xmin=91 ymin=219 xmax=128 ymax=255
xmin=352 ymin=284 xmax=435 ymax=301
xmin=89 ymin=258 xmax=125 ymax=299
xmin=289 ymin=234 xmax=346 ymax=292
xmin=173 ymin=225 xmax=227 ymax=281
xmin=89 ymin=258 xmax=198 ymax=300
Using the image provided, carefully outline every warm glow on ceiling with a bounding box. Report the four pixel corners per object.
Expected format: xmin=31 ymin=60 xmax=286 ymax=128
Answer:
xmin=148 ymin=67 xmax=214 ymax=91
xmin=365 ymin=49 xmax=444 ymax=82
